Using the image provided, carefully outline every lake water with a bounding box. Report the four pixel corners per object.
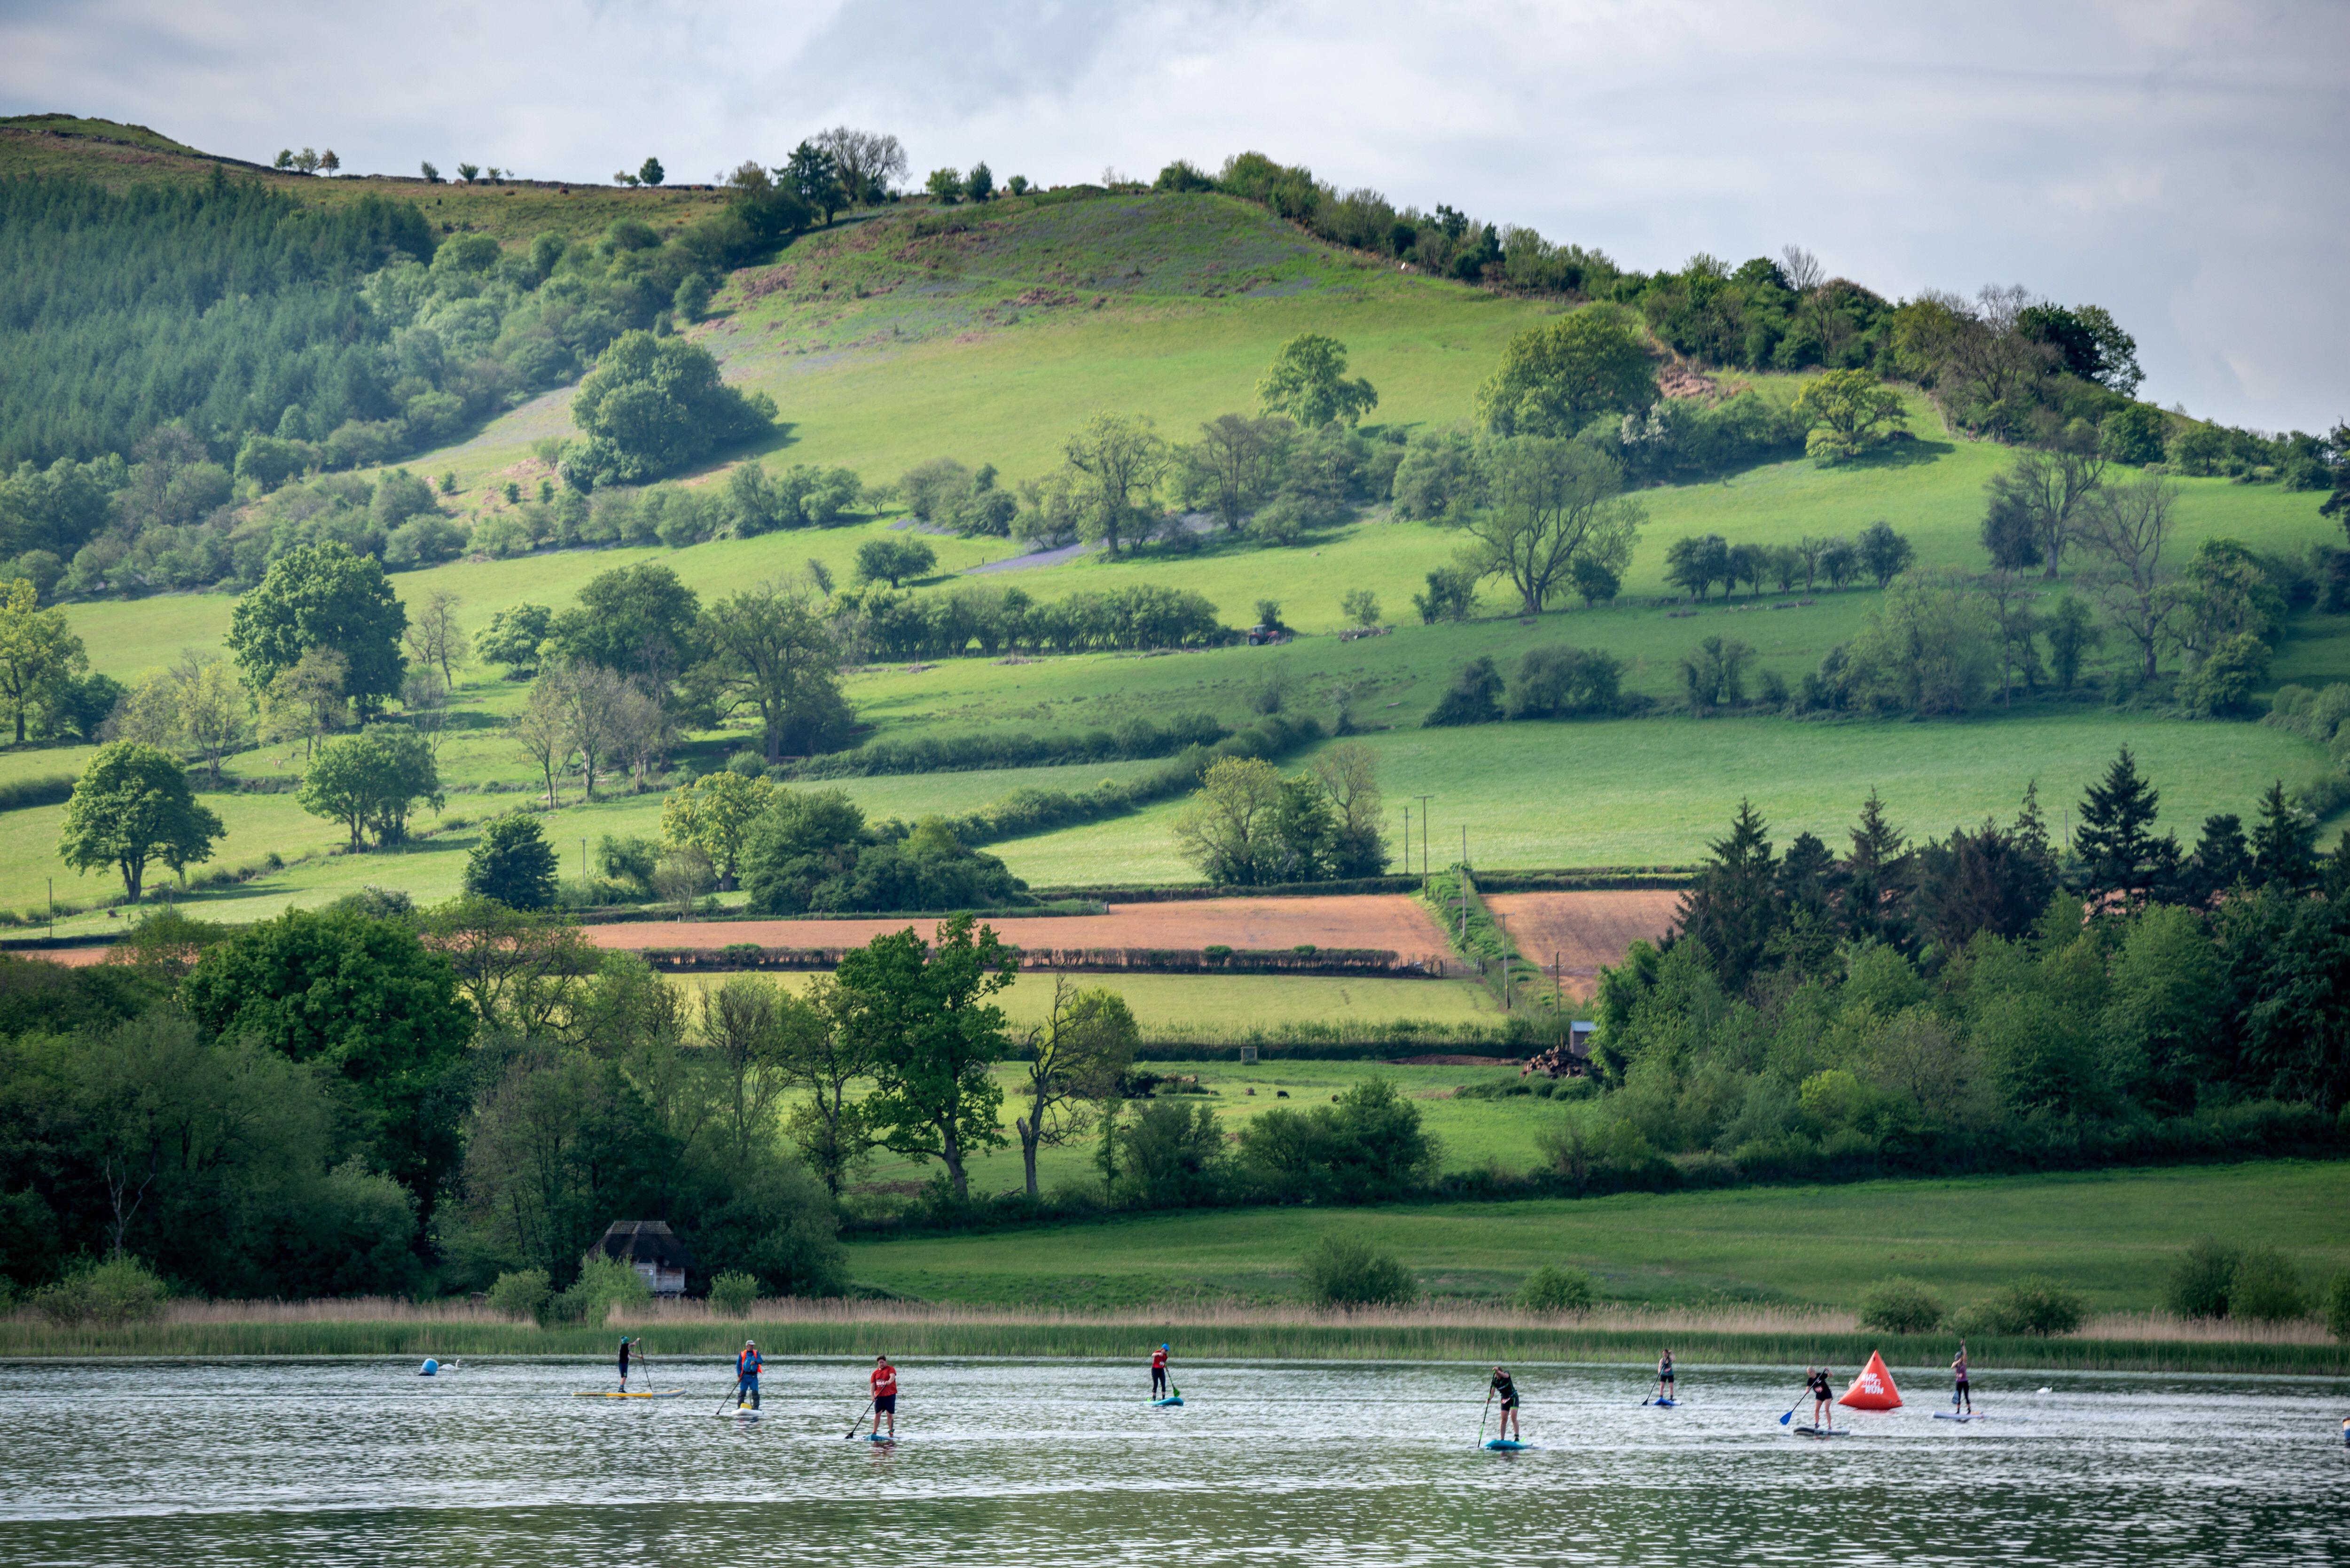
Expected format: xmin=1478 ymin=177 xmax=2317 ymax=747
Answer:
xmin=2 ymin=1357 xmax=2345 ymax=1566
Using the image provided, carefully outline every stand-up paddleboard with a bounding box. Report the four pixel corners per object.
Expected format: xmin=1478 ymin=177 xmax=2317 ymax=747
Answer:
xmin=572 ymin=1389 xmax=683 ymax=1399
xmin=1483 ymin=1438 xmax=1532 ymax=1451
xmin=1152 ymin=1395 xmax=1184 ymax=1408
xmin=1792 ymin=1425 xmax=1849 ymax=1437
xmin=1646 ymin=1397 xmax=1678 ymax=1408
xmin=867 ymin=1433 xmax=897 ymax=1443
xmin=717 ymin=1407 xmax=760 ymax=1420
xmin=1933 ymin=1411 xmax=1987 ymax=1421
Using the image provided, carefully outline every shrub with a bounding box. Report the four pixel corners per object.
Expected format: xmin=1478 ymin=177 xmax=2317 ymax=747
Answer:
xmin=1856 ymin=1276 xmax=1945 ymax=1334
xmin=487 ymin=1266 xmax=552 ymax=1322
xmin=2324 ymin=1272 xmax=2350 ymax=1343
xmin=1955 ymin=1276 xmax=2086 ymax=1337
xmin=30 ymin=1255 xmax=169 ymax=1326
xmin=1516 ymin=1264 xmax=1595 ymax=1315
xmin=1298 ymin=1234 xmax=1418 ymax=1309
xmin=2228 ymin=1246 xmax=2307 ymax=1322
xmin=2162 ymin=1238 xmax=2239 ymax=1319
xmin=708 ymin=1270 xmax=761 ymax=1318
xmin=544 ymin=1254 xmax=653 ymax=1325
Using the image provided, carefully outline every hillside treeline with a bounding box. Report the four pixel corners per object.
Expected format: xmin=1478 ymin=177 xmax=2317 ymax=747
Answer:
xmin=1183 ymin=150 xmax=2340 ymax=488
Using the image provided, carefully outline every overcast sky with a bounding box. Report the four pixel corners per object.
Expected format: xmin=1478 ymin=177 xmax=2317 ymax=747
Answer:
xmin=5 ymin=0 xmax=2343 ymax=433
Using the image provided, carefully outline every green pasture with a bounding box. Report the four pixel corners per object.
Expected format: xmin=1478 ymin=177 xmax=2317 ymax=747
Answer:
xmin=992 ymin=710 xmax=2339 ymax=884
xmin=842 ymin=1055 xmax=1556 ymax=1201
xmin=844 ymin=1160 xmax=2350 ymax=1314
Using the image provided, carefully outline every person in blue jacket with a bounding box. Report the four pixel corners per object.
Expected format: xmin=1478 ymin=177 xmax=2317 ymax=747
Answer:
xmin=736 ymin=1341 xmax=763 ymax=1410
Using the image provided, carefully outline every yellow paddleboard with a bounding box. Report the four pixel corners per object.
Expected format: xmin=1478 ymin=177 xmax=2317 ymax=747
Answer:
xmin=572 ymin=1389 xmax=683 ymax=1398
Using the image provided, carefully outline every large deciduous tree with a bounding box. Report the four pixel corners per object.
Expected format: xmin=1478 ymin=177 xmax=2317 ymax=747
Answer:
xmin=831 ymin=915 xmax=1016 ymax=1200
xmin=699 ymin=582 xmax=853 ymax=761
xmin=1172 ymin=756 xmax=1285 ymax=884
xmin=561 ymin=332 xmax=776 ymax=489
xmin=1060 ymin=413 xmax=1167 ymax=556
xmin=1256 ymin=334 xmax=1378 ymax=428
xmin=1457 ymin=438 xmax=1642 ymax=614
xmin=1010 ymin=976 xmax=1138 ymax=1200
xmin=58 ymin=741 xmax=224 ymax=901
xmin=661 ymin=770 xmax=775 ymax=890
xmin=227 ymin=542 xmax=407 ymax=716
xmin=180 ymin=906 xmax=473 ymax=1223
xmin=0 ymin=577 xmax=85 ymax=744
xmin=297 ymin=725 xmax=443 ymax=849
xmin=1474 ymin=308 xmax=1657 ymax=437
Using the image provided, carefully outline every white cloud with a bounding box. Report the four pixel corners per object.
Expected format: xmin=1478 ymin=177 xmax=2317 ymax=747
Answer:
xmin=3 ymin=0 xmax=2343 ymax=429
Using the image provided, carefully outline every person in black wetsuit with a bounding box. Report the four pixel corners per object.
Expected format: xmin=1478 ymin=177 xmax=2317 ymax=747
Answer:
xmin=1488 ymin=1365 xmax=1521 ymax=1442
xmin=617 ymin=1335 xmax=638 ymax=1392
xmin=1655 ymin=1349 xmax=1676 ymax=1403
xmin=1952 ymin=1342 xmax=1972 ymax=1414
xmin=1805 ymin=1366 xmax=1833 ymax=1428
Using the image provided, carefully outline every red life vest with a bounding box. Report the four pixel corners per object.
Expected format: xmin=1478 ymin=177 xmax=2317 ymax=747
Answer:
xmin=871 ymin=1364 xmax=897 ymax=1397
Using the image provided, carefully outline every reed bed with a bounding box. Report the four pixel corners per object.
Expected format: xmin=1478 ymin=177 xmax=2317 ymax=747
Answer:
xmin=5 ymin=1299 xmax=2342 ymax=1374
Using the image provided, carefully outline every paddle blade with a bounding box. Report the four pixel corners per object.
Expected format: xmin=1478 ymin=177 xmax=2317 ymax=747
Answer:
xmin=1778 ymin=1408 xmax=1795 ymax=1426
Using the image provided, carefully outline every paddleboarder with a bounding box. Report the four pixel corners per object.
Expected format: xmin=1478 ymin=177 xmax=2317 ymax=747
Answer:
xmin=1655 ymin=1348 xmax=1676 ymax=1403
xmin=1488 ymin=1365 xmax=1521 ymax=1443
xmin=616 ymin=1335 xmax=639 ymax=1393
xmin=735 ymin=1340 xmax=762 ymax=1410
xmin=1805 ymin=1365 xmax=1834 ymax=1429
xmin=870 ymin=1354 xmax=899 ymax=1439
xmin=1952 ymin=1342 xmax=1972 ymax=1415
xmin=1151 ymin=1343 xmax=1171 ymax=1400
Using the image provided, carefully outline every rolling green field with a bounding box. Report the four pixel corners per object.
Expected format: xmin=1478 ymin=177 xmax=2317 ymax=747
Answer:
xmin=4 ymin=135 xmax=2343 ymax=919
xmin=842 ymin=1160 xmax=2350 ymax=1314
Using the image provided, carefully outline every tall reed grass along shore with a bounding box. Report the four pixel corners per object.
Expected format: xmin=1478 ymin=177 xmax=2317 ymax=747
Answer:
xmin=7 ymin=1300 xmax=2343 ymax=1375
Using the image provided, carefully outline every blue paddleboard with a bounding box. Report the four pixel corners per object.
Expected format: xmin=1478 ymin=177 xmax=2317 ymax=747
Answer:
xmin=1153 ymin=1396 xmax=1184 ymax=1407
xmin=1483 ymin=1438 xmax=1531 ymax=1451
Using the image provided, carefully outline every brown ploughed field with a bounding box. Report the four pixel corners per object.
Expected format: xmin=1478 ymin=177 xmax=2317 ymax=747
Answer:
xmin=586 ymin=894 xmax=1455 ymax=956
xmin=1484 ymin=889 xmax=1683 ymax=997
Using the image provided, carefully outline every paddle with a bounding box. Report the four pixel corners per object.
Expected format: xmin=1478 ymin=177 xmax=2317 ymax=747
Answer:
xmin=714 ymin=1373 xmax=743 ymax=1417
xmin=1477 ymin=1389 xmax=1492 ymax=1448
xmin=843 ymin=1398 xmax=873 ymax=1439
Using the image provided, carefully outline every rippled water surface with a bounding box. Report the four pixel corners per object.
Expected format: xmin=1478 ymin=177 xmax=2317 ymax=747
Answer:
xmin=2 ymin=1358 xmax=2346 ymax=1566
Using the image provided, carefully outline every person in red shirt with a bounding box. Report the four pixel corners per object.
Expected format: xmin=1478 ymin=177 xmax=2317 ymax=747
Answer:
xmin=870 ymin=1354 xmax=898 ymax=1439
xmin=1151 ymin=1343 xmax=1170 ymax=1399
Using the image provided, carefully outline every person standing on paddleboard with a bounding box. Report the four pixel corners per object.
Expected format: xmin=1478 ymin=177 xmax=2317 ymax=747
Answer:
xmin=1655 ymin=1348 xmax=1676 ymax=1403
xmin=1152 ymin=1344 xmax=1170 ymax=1399
xmin=871 ymin=1355 xmax=899 ymax=1439
xmin=617 ymin=1335 xmax=639 ymax=1393
xmin=736 ymin=1341 xmax=762 ymax=1410
xmin=1488 ymin=1365 xmax=1522 ymax=1443
xmin=1805 ymin=1366 xmax=1833 ymax=1428
xmin=1952 ymin=1342 xmax=1972 ymax=1414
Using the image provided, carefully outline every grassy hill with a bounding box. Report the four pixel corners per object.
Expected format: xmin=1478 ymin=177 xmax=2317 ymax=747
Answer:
xmin=2 ymin=125 xmax=2343 ymax=925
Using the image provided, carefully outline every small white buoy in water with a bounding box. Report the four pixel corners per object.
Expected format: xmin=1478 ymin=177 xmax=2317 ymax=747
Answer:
xmin=420 ymin=1358 xmax=439 ymax=1377
xmin=2037 ymin=1386 xmax=2051 ymax=1395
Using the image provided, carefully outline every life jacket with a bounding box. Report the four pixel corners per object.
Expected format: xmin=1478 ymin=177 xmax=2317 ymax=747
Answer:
xmin=737 ymin=1349 xmax=761 ymax=1377
xmin=1152 ymin=1350 xmax=1167 ymax=1370
xmin=872 ymin=1364 xmax=897 ymax=1397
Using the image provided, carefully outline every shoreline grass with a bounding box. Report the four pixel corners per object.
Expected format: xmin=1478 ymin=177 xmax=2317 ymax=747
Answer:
xmin=7 ymin=1300 xmax=2342 ymax=1375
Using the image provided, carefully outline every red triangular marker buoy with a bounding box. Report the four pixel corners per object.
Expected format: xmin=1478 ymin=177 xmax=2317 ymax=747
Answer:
xmin=1839 ymin=1350 xmax=1903 ymax=1410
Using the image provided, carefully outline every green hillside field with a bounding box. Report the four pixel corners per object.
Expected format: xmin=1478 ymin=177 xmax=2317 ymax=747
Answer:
xmin=4 ymin=135 xmax=2345 ymax=922
xmin=840 ymin=1159 xmax=2350 ymax=1314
